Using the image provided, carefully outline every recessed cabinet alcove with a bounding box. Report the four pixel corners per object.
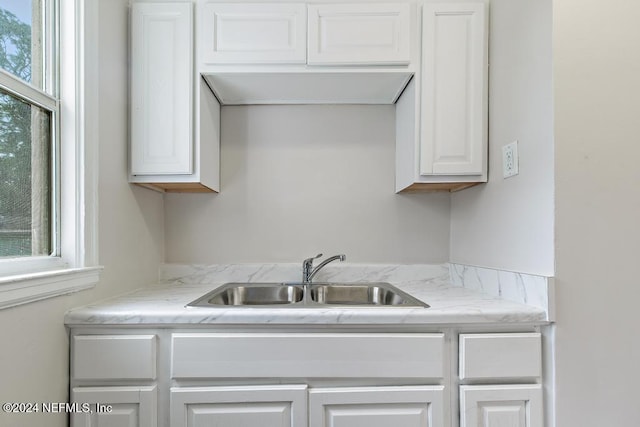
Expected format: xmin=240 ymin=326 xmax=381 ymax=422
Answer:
xmin=129 ymin=1 xmax=488 ymax=193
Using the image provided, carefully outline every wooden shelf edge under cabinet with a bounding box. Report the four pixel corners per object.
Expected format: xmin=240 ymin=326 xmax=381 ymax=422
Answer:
xmin=397 ymin=182 xmax=484 ymax=193
xmin=133 ymin=182 xmax=217 ymax=193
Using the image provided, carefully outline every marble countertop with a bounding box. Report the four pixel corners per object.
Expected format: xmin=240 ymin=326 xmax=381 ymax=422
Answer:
xmin=64 ymin=267 xmax=548 ymax=326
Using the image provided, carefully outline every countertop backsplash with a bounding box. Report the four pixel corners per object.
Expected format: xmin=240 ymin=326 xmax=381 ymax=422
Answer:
xmin=159 ymin=263 xmax=450 ymax=287
xmin=449 ymin=263 xmax=554 ymax=320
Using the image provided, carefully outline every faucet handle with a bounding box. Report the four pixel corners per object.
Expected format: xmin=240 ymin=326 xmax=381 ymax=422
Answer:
xmin=302 ymin=253 xmax=323 ymax=283
xmin=304 ymin=253 xmax=323 ymax=264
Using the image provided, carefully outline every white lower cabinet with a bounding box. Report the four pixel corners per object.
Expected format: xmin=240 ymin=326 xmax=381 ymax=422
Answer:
xmin=70 ymin=334 xmax=158 ymax=427
xmin=69 ymin=329 xmax=546 ymax=427
xmin=458 ymin=333 xmax=544 ymax=427
xmin=71 ymin=386 xmax=157 ymax=427
xmin=309 ymin=386 xmax=444 ymax=427
xmin=170 ymin=385 xmax=444 ymax=427
xmin=459 ymin=385 xmax=543 ymax=427
xmin=169 ymin=333 xmax=446 ymax=426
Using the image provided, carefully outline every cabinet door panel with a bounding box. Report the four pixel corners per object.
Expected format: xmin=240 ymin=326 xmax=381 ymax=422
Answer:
xmin=308 ymin=3 xmax=411 ymax=65
xmin=309 ymin=386 xmax=444 ymax=427
xmin=199 ymin=3 xmax=307 ymax=64
xmin=420 ymin=2 xmax=487 ymax=176
xmin=131 ymin=2 xmax=192 ymax=175
xmin=460 ymin=385 xmax=543 ymax=427
xmin=171 ymin=385 xmax=307 ymax=427
xmin=71 ymin=386 xmax=157 ymax=427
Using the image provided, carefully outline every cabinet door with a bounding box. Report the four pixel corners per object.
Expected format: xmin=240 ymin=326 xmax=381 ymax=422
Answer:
xmin=131 ymin=2 xmax=192 ymax=176
xmin=199 ymin=3 xmax=307 ymax=64
xmin=460 ymin=385 xmax=543 ymax=427
xmin=308 ymin=3 xmax=411 ymax=65
xmin=170 ymin=385 xmax=307 ymax=427
xmin=71 ymin=386 xmax=157 ymax=427
xmin=420 ymin=2 xmax=487 ymax=176
xmin=309 ymin=386 xmax=444 ymax=427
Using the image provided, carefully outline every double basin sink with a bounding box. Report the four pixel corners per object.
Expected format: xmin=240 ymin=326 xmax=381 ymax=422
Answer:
xmin=187 ymin=282 xmax=429 ymax=308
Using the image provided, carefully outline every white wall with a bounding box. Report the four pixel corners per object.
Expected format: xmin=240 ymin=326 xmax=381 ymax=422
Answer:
xmin=0 ymin=1 xmax=164 ymax=426
xmin=165 ymin=104 xmax=451 ymax=264
xmin=554 ymin=0 xmax=640 ymax=424
xmin=449 ymin=0 xmax=554 ymax=276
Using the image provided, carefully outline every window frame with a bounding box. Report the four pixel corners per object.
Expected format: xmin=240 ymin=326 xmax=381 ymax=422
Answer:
xmin=0 ymin=70 xmax=59 ymax=264
xmin=0 ymin=0 xmax=101 ymax=309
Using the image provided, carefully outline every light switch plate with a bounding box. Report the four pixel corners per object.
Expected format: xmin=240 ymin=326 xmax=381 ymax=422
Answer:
xmin=502 ymin=141 xmax=519 ymax=178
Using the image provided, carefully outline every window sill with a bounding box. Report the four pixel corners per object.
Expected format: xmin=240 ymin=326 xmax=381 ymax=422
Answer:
xmin=0 ymin=266 xmax=103 ymax=310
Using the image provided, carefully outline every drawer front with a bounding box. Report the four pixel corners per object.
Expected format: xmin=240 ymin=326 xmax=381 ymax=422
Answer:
xmin=199 ymin=3 xmax=307 ymax=64
xmin=307 ymin=3 xmax=411 ymax=65
xmin=172 ymin=333 xmax=444 ymax=379
xmin=459 ymin=333 xmax=541 ymax=381
xmin=73 ymin=335 xmax=157 ymax=380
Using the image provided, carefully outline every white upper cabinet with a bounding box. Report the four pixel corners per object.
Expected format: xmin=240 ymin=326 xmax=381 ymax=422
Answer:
xmin=198 ymin=2 xmax=412 ymax=68
xmin=197 ymin=3 xmax=415 ymax=106
xmin=395 ymin=1 xmax=488 ymax=192
xmin=307 ymin=3 xmax=411 ymax=66
xmin=130 ymin=2 xmax=220 ymax=193
xmin=420 ymin=2 xmax=488 ymax=177
xmin=199 ymin=3 xmax=307 ymax=64
xmin=130 ymin=1 xmax=488 ymax=194
xmin=131 ymin=2 xmax=193 ymax=176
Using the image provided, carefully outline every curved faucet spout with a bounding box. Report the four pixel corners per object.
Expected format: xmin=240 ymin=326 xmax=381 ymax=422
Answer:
xmin=302 ymin=254 xmax=346 ymax=284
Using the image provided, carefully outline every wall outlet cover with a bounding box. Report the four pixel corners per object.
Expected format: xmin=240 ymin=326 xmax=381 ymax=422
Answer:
xmin=502 ymin=141 xmax=519 ymax=178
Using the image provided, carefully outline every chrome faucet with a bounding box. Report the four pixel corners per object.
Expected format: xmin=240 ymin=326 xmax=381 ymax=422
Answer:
xmin=302 ymin=253 xmax=346 ymax=284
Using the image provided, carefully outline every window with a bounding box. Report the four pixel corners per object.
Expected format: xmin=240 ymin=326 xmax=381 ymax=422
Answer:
xmin=0 ymin=0 xmax=101 ymax=308
xmin=0 ymin=0 xmax=57 ymax=259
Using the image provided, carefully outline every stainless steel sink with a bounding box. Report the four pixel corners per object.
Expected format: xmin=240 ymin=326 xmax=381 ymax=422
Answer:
xmin=188 ymin=283 xmax=304 ymax=307
xmin=309 ymin=283 xmax=427 ymax=307
xmin=187 ymin=282 xmax=428 ymax=308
